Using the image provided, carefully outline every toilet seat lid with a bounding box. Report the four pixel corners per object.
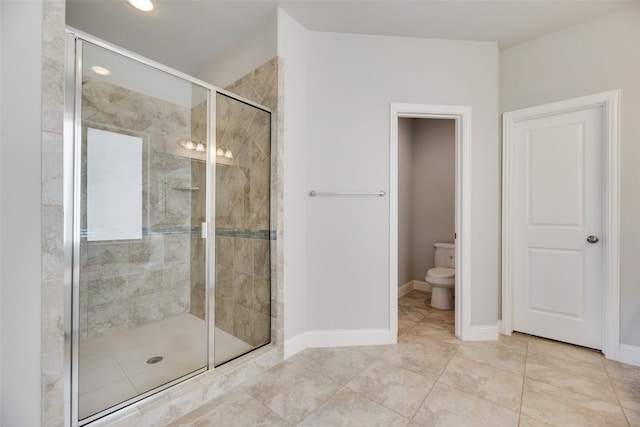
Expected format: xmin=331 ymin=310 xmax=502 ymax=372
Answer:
xmin=427 ymin=267 xmax=455 ymax=279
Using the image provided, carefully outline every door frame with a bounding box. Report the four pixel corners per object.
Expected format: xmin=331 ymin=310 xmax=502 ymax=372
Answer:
xmin=390 ymin=103 xmax=473 ymax=341
xmin=502 ymin=90 xmax=620 ymax=359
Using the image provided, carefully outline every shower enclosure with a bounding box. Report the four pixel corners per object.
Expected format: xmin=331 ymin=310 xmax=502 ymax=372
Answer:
xmin=64 ymin=31 xmax=272 ymax=426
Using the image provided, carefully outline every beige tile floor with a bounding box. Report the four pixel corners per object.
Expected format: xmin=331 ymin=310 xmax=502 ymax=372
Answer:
xmin=170 ymin=290 xmax=640 ymax=426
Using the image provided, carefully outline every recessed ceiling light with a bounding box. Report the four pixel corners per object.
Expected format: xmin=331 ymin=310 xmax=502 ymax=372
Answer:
xmin=126 ymin=0 xmax=154 ymax=12
xmin=91 ymin=66 xmax=111 ymax=76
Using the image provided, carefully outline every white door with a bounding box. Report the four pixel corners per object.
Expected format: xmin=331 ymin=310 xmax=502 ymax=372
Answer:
xmin=511 ymin=105 xmax=603 ymax=349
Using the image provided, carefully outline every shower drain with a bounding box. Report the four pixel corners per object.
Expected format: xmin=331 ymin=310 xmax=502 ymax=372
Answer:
xmin=146 ymin=356 xmax=163 ymax=364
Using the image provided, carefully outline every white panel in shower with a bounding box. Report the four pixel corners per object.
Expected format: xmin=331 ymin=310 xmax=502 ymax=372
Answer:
xmin=87 ymin=128 xmax=142 ymax=241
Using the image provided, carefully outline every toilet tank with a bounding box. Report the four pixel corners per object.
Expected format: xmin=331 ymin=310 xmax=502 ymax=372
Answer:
xmin=433 ymin=242 xmax=455 ymax=268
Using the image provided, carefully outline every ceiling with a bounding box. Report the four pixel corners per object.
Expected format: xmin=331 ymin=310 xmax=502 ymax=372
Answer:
xmin=66 ymin=0 xmax=639 ymax=76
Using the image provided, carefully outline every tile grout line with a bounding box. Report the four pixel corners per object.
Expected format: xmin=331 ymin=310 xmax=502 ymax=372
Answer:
xmin=436 ymin=333 xmax=527 ymax=414
xmin=520 ymin=343 xmax=627 ymax=426
xmin=398 ymin=292 xmax=455 ymax=425
xmin=292 ymin=384 xmax=347 ymax=426
xmin=78 ymin=337 xmax=141 ymax=405
xmin=603 ymin=361 xmax=632 ymax=427
xmin=524 ymin=354 xmax=624 ymax=406
xmin=406 ymin=329 xmax=460 ymax=426
xmin=285 ymin=348 xmax=380 ymax=426
xmin=433 ymin=346 xmax=525 ymax=417
xmin=344 ymin=352 xmax=446 ymax=422
xmin=453 ymin=347 xmax=526 ymax=377
xmin=517 ymin=339 xmax=529 ymax=426
xmin=342 ymin=383 xmax=412 ymax=423
xmin=251 ymin=394 xmax=293 ymax=427
xmin=295 ymin=347 xmax=380 ymax=385
xmin=107 ymin=341 xmax=142 ymax=394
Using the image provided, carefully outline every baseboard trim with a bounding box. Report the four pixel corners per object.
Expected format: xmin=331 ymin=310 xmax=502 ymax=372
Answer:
xmin=618 ymin=344 xmax=640 ymax=367
xmin=398 ymin=281 xmax=414 ymax=297
xmin=413 ymin=280 xmax=431 ymax=293
xmin=465 ymin=323 xmax=500 ymax=341
xmin=284 ymin=328 xmax=395 ymax=360
xmin=283 ymin=332 xmax=309 ymax=359
xmin=398 ymin=280 xmax=431 ymax=298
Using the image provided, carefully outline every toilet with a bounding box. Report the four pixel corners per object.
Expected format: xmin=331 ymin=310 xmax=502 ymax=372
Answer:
xmin=425 ymin=242 xmax=455 ymax=310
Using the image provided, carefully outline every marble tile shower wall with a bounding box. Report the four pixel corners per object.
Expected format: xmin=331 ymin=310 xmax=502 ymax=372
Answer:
xmin=226 ymin=58 xmax=278 ymax=114
xmin=215 ymin=235 xmax=271 ymax=346
xmin=41 ymin=1 xmax=66 ymax=425
xmin=213 ymin=59 xmax=277 ymax=347
xmin=79 ymin=79 xmax=206 ymax=340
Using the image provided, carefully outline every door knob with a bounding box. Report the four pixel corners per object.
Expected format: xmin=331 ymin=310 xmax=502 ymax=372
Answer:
xmin=587 ymin=235 xmax=599 ymax=244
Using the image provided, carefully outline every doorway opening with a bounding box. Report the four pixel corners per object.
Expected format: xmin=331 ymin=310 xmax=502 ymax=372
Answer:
xmin=390 ymin=104 xmax=474 ymax=341
xmin=398 ymin=118 xmax=455 ymax=304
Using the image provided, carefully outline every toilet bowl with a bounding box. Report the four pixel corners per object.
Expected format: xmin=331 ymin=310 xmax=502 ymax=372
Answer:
xmin=425 ymin=242 xmax=455 ymax=310
xmin=425 ymin=267 xmax=455 ymax=310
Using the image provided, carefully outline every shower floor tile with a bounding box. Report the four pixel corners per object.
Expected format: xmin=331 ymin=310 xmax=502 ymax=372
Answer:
xmin=78 ymin=313 xmax=257 ymax=420
xmin=213 ymin=327 xmax=254 ymax=365
xmin=78 ymin=314 xmax=225 ymax=420
xmin=79 ymin=378 xmax=138 ymax=421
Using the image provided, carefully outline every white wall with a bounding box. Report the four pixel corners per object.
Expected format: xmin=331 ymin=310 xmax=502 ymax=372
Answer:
xmin=277 ymin=9 xmax=309 ymax=343
xmin=305 ymin=32 xmax=500 ymax=330
xmin=397 ymin=118 xmax=413 ymax=287
xmin=197 ymin=11 xmax=277 ymax=88
xmin=0 ymin=1 xmax=43 ymax=425
xmin=501 ymin=4 xmax=640 ymax=347
xmin=411 ymin=119 xmax=455 ymax=280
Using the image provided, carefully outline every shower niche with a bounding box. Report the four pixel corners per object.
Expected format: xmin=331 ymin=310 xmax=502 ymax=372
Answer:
xmin=65 ymin=33 xmax=272 ymax=425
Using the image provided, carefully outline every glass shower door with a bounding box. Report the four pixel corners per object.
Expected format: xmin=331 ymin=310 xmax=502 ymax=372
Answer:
xmin=213 ymin=93 xmax=272 ymax=366
xmin=73 ymin=40 xmax=210 ymax=423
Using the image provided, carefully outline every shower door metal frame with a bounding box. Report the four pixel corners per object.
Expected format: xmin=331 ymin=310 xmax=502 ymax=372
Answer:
xmin=63 ymin=28 xmax=274 ymax=427
xmin=64 ymin=28 xmax=273 ymax=427
xmin=64 ymin=31 xmax=214 ymax=426
xmin=63 ymin=27 xmax=273 ymax=427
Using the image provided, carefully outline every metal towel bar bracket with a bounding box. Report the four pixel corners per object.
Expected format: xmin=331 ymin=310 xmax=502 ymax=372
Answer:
xmin=309 ymin=190 xmax=386 ymax=197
